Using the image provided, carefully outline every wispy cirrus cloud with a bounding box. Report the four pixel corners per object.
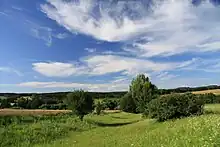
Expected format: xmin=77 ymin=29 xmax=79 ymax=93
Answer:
xmin=26 ymin=20 xmax=70 ymax=46
xmin=41 ymin=0 xmax=220 ymax=56
xmin=18 ymin=81 xmax=128 ymax=92
xmin=0 ymin=67 xmax=23 ymax=76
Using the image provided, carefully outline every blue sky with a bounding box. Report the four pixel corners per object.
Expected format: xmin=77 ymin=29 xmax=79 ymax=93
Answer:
xmin=0 ymin=0 xmax=220 ymax=93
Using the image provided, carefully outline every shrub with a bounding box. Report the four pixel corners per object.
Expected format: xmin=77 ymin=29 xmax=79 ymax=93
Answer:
xmin=65 ymin=90 xmax=94 ymax=120
xmin=146 ymin=93 xmax=204 ymax=122
xmin=95 ymin=101 xmax=103 ymax=115
xmin=102 ymin=99 xmax=118 ymax=110
xmin=120 ymin=92 xmax=137 ymax=113
xmin=0 ymin=99 xmax=10 ymax=108
xmin=197 ymin=93 xmax=220 ymax=104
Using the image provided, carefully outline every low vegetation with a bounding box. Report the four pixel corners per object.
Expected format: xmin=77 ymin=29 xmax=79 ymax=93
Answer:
xmin=146 ymin=93 xmax=204 ymax=121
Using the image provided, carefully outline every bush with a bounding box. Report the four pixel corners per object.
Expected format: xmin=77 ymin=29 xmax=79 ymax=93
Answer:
xmin=102 ymin=99 xmax=119 ymax=110
xmin=120 ymin=92 xmax=137 ymax=113
xmin=0 ymin=99 xmax=10 ymax=108
xmin=65 ymin=90 xmax=94 ymax=120
xmin=39 ymin=103 xmax=67 ymax=110
xmin=197 ymin=93 xmax=220 ymax=104
xmin=146 ymin=93 xmax=204 ymax=122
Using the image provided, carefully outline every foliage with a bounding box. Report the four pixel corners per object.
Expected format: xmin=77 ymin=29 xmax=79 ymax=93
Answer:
xmin=146 ymin=93 xmax=204 ymax=121
xmin=39 ymin=103 xmax=67 ymax=110
xmin=120 ymin=92 xmax=137 ymax=113
xmin=0 ymin=99 xmax=11 ymax=108
xmin=102 ymin=99 xmax=119 ymax=110
xmin=30 ymin=95 xmax=44 ymax=109
xmin=0 ymin=114 xmax=94 ymax=147
xmin=95 ymin=101 xmax=103 ymax=115
xmin=65 ymin=90 xmax=94 ymax=120
xmin=197 ymin=93 xmax=220 ymax=104
xmin=130 ymin=74 xmax=157 ymax=113
xmin=15 ymin=97 xmax=29 ymax=109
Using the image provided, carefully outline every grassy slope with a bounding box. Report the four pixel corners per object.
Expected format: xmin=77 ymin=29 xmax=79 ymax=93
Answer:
xmin=40 ymin=109 xmax=220 ymax=147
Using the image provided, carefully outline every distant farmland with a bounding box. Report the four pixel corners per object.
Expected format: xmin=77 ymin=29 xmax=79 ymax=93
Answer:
xmin=192 ymin=89 xmax=220 ymax=95
xmin=0 ymin=109 xmax=71 ymax=116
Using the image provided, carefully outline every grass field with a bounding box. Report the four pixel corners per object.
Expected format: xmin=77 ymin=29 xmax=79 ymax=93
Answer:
xmin=2 ymin=105 xmax=220 ymax=147
xmin=192 ymin=89 xmax=220 ymax=95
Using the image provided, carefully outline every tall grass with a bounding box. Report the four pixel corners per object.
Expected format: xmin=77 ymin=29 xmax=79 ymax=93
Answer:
xmin=0 ymin=114 xmax=94 ymax=147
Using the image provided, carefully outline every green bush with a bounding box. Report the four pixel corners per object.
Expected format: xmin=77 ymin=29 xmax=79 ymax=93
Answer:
xmin=95 ymin=101 xmax=103 ymax=115
xmin=39 ymin=103 xmax=67 ymax=110
xmin=102 ymin=99 xmax=119 ymax=110
xmin=120 ymin=92 xmax=137 ymax=113
xmin=197 ymin=93 xmax=220 ymax=104
xmin=146 ymin=93 xmax=204 ymax=122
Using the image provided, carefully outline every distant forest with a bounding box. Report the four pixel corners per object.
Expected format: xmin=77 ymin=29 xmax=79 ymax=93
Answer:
xmin=1 ymin=85 xmax=220 ymax=101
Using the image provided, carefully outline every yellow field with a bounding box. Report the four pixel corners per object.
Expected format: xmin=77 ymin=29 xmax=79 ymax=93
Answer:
xmin=192 ymin=89 xmax=220 ymax=95
xmin=0 ymin=109 xmax=71 ymax=116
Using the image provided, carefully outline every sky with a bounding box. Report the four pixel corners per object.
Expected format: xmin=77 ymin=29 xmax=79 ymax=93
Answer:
xmin=0 ymin=0 xmax=220 ymax=93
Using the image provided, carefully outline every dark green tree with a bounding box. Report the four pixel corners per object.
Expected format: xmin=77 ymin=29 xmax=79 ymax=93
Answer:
xmin=16 ymin=97 xmax=29 ymax=108
xmin=30 ymin=95 xmax=43 ymax=109
xmin=120 ymin=92 xmax=137 ymax=113
xmin=65 ymin=90 xmax=94 ymax=120
xmin=130 ymin=74 xmax=157 ymax=113
xmin=0 ymin=99 xmax=10 ymax=108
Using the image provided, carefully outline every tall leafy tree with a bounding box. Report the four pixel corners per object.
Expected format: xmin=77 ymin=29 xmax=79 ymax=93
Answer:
xmin=65 ymin=90 xmax=94 ymax=120
xmin=130 ymin=74 xmax=157 ymax=113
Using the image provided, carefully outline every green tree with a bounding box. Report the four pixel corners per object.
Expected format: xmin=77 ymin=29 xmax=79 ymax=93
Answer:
xmin=65 ymin=90 xmax=94 ymax=120
xmin=130 ymin=74 xmax=157 ymax=113
xmin=30 ymin=95 xmax=43 ymax=109
xmin=0 ymin=99 xmax=10 ymax=108
xmin=16 ymin=97 xmax=29 ymax=108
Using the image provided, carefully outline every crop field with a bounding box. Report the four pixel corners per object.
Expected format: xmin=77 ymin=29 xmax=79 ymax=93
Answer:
xmin=192 ymin=89 xmax=220 ymax=95
xmin=1 ymin=104 xmax=220 ymax=147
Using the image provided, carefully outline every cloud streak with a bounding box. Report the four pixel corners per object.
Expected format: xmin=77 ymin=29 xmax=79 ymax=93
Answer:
xmin=41 ymin=0 xmax=220 ymax=56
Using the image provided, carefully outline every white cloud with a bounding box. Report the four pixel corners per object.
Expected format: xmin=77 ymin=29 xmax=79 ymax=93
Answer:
xmin=41 ymin=0 xmax=220 ymax=56
xmin=18 ymin=81 xmax=128 ymax=92
xmin=32 ymin=62 xmax=87 ymax=77
xmin=84 ymin=55 xmax=175 ymax=76
xmin=41 ymin=0 xmax=154 ymax=42
xmin=0 ymin=67 xmax=23 ymax=76
xmin=84 ymin=48 xmax=96 ymax=53
xmin=32 ymin=54 xmax=195 ymax=77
